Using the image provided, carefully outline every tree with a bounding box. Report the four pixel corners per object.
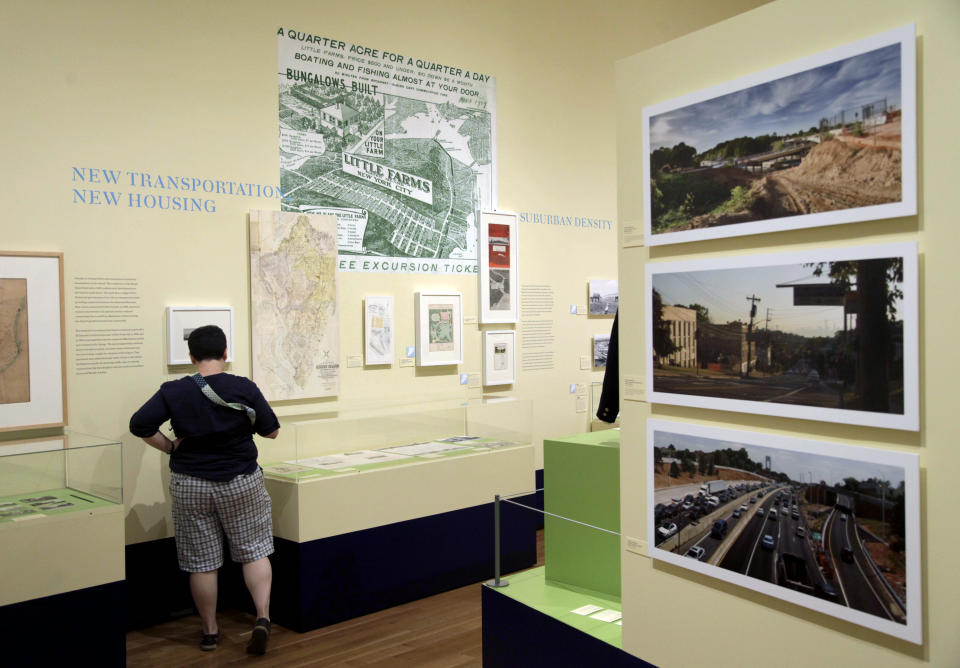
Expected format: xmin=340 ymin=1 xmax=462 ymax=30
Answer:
xmin=652 ymin=289 xmax=679 ymax=365
xmin=669 ymin=461 xmax=680 ymax=478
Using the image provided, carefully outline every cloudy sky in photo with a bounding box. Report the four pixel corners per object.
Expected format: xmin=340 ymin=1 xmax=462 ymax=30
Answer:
xmin=653 ymin=430 xmax=905 ymax=487
xmin=649 ymin=43 xmax=901 ymax=153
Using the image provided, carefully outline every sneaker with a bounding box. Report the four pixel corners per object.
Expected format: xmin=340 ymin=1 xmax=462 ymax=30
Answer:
xmin=200 ymin=632 xmax=219 ymax=652
xmin=247 ymin=617 xmax=271 ymax=655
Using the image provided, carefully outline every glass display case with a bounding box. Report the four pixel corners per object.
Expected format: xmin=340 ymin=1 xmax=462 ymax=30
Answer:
xmin=260 ymin=396 xmax=532 ymax=482
xmin=0 ymin=430 xmax=122 ymax=524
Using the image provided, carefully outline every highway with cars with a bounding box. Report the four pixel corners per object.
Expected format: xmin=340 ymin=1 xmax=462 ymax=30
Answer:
xmin=655 ymin=482 xmax=904 ymax=623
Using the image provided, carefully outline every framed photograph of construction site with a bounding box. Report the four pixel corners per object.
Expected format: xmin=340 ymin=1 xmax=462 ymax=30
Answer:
xmin=647 ymin=418 xmax=921 ymax=644
xmin=644 ymin=241 xmax=918 ymax=430
xmin=641 ymin=24 xmax=916 ymax=246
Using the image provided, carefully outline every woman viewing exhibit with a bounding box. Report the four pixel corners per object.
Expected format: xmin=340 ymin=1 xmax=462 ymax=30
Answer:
xmin=129 ymin=325 xmax=281 ymax=654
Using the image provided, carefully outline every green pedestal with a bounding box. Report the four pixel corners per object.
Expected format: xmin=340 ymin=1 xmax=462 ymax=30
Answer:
xmin=544 ymin=430 xmax=620 ymax=598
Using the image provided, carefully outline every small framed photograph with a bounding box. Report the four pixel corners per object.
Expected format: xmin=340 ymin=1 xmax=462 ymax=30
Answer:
xmin=0 ymin=251 xmax=65 ymax=432
xmin=166 ymin=307 xmax=234 ymax=365
xmin=593 ymin=334 xmax=610 ymax=369
xmin=643 ymin=24 xmax=916 ymax=246
xmin=646 ymin=241 xmax=918 ymax=431
xmin=415 ymin=292 xmax=462 ymax=366
xmin=483 ymin=330 xmax=516 ymax=386
xmin=364 ymin=295 xmax=394 ymax=365
xmin=589 ymin=280 xmax=618 ymax=316
xmin=479 ymin=211 xmax=519 ymax=324
xmin=648 ymin=419 xmax=920 ymax=644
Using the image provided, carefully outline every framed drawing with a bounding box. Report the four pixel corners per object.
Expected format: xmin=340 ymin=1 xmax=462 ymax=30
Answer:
xmin=166 ymin=306 xmax=234 ymax=365
xmin=593 ymin=334 xmax=610 ymax=369
xmin=589 ymin=279 xmax=618 ymax=316
xmin=646 ymin=241 xmax=918 ymax=431
xmin=643 ymin=24 xmax=916 ymax=246
xmin=479 ymin=211 xmax=519 ymax=323
xmin=415 ymin=292 xmax=462 ymax=366
xmin=483 ymin=330 xmax=516 ymax=386
xmin=0 ymin=252 xmax=66 ymax=431
xmin=364 ymin=295 xmax=394 ymax=366
xmin=647 ymin=418 xmax=920 ymax=644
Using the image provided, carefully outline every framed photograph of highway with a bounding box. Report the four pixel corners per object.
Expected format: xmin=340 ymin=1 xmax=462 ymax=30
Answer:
xmin=0 ymin=252 xmax=66 ymax=432
xmin=647 ymin=418 xmax=921 ymax=644
xmin=414 ymin=291 xmax=463 ymax=366
xmin=642 ymin=23 xmax=916 ymax=246
xmin=479 ymin=211 xmax=518 ymax=324
xmin=646 ymin=241 xmax=918 ymax=430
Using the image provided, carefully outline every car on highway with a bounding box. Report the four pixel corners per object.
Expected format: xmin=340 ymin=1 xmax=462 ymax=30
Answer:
xmin=761 ymin=534 xmax=775 ymax=550
xmin=682 ymin=501 xmax=693 ymax=511
xmin=710 ymin=519 xmax=729 ymax=538
xmin=840 ymin=546 xmax=854 ymax=563
xmin=739 ymin=504 xmax=748 ymax=512
xmin=685 ymin=545 xmax=706 ymax=560
xmin=657 ymin=523 xmax=678 ymax=539
xmin=756 ymin=508 xmax=764 ymax=516
xmin=768 ymin=510 xmax=778 ymax=521
xmin=749 ymin=496 xmax=756 ymax=503
xmin=796 ymin=526 xmax=806 ymax=538
xmin=732 ymin=508 xmax=741 ymax=518
xmin=781 ymin=507 xmax=789 ymax=516
xmin=840 ymin=514 xmax=847 ymax=522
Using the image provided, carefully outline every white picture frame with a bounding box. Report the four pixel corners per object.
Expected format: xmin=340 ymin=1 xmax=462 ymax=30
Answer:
xmin=415 ymin=292 xmax=463 ymax=367
xmin=645 ymin=241 xmax=918 ymax=431
xmin=364 ymin=295 xmax=394 ymax=366
xmin=588 ymin=279 xmax=618 ymax=316
xmin=166 ymin=306 xmax=234 ymax=365
xmin=479 ymin=210 xmax=519 ymax=324
xmin=643 ymin=24 xmax=916 ymax=246
xmin=647 ymin=418 xmax=921 ymax=644
xmin=483 ymin=330 xmax=516 ymax=386
xmin=0 ymin=252 xmax=65 ymax=431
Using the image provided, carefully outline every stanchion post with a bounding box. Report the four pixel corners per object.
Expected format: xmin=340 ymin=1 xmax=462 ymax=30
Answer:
xmin=486 ymin=493 xmax=509 ymax=588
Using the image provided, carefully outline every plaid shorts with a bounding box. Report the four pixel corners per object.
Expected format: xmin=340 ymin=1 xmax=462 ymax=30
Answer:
xmin=170 ymin=468 xmax=274 ymax=573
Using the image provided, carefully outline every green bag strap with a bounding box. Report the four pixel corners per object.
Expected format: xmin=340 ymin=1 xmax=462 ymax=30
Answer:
xmin=191 ymin=373 xmax=256 ymax=425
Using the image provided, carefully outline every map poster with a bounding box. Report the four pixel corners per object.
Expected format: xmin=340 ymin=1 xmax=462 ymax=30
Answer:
xmin=249 ymin=210 xmax=340 ymax=401
xmin=428 ymin=305 xmax=454 ymax=352
xmin=277 ymin=27 xmax=497 ymax=275
xmin=0 ymin=278 xmax=30 ymax=404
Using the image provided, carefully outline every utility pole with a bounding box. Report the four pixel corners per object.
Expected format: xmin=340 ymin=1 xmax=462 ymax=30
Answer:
xmin=744 ymin=295 xmax=761 ymax=378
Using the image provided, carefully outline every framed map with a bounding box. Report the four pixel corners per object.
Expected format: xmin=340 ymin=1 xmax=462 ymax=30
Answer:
xmin=479 ymin=211 xmax=519 ymax=323
xmin=483 ymin=330 xmax=516 ymax=386
xmin=415 ymin=292 xmax=462 ymax=366
xmin=643 ymin=24 xmax=916 ymax=246
xmin=278 ymin=28 xmax=497 ymax=276
xmin=0 ymin=252 xmax=65 ymax=431
xmin=249 ymin=210 xmax=339 ymax=400
xmin=166 ymin=306 xmax=233 ymax=365
xmin=364 ymin=295 xmax=394 ymax=366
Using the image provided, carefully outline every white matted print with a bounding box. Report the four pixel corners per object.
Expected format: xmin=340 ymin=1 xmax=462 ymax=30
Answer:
xmin=167 ymin=307 xmax=234 ymax=365
xmin=0 ymin=252 xmax=65 ymax=431
xmin=364 ymin=295 xmax=394 ymax=366
xmin=646 ymin=241 xmax=917 ymax=431
xmin=647 ymin=418 xmax=920 ymax=644
xmin=415 ymin=292 xmax=462 ymax=366
xmin=479 ymin=211 xmax=518 ymax=323
xmin=643 ymin=24 xmax=916 ymax=246
xmin=483 ymin=330 xmax=516 ymax=386
xmin=589 ymin=279 xmax=618 ymax=316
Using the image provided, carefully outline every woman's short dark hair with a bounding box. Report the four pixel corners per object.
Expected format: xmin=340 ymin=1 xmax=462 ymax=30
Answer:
xmin=187 ymin=325 xmax=227 ymax=361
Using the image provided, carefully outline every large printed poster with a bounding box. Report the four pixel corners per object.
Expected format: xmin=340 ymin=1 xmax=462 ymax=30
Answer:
xmin=278 ymin=28 xmax=497 ymax=275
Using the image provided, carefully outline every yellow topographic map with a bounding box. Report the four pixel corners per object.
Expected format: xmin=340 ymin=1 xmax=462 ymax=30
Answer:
xmin=249 ymin=211 xmax=339 ymax=400
xmin=0 ymin=278 xmax=30 ymax=404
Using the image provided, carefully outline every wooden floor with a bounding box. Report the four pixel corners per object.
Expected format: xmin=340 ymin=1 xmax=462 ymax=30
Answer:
xmin=127 ymin=531 xmax=543 ymax=667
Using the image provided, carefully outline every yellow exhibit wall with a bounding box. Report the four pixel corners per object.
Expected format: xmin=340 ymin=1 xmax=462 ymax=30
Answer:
xmin=617 ymin=0 xmax=959 ymax=665
xmin=0 ymin=0 xmax=768 ymax=547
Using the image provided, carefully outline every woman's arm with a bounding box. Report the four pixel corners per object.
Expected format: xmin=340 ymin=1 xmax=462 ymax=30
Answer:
xmin=140 ymin=431 xmax=180 ymax=455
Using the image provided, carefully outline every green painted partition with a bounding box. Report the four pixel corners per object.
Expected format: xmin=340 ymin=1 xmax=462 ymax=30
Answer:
xmin=544 ymin=430 xmax=620 ymax=598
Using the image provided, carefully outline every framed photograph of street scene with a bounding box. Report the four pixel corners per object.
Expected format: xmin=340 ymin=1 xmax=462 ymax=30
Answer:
xmin=482 ymin=330 xmax=516 ymax=386
xmin=167 ymin=306 xmax=234 ymax=365
xmin=0 ymin=252 xmax=66 ymax=432
xmin=647 ymin=418 xmax=920 ymax=644
xmin=479 ymin=211 xmax=518 ymax=324
xmin=588 ymin=279 xmax=618 ymax=316
xmin=593 ymin=334 xmax=610 ymax=369
xmin=642 ymin=24 xmax=916 ymax=246
xmin=415 ymin=291 xmax=463 ymax=367
xmin=645 ymin=241 xmax=918 ymax=431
